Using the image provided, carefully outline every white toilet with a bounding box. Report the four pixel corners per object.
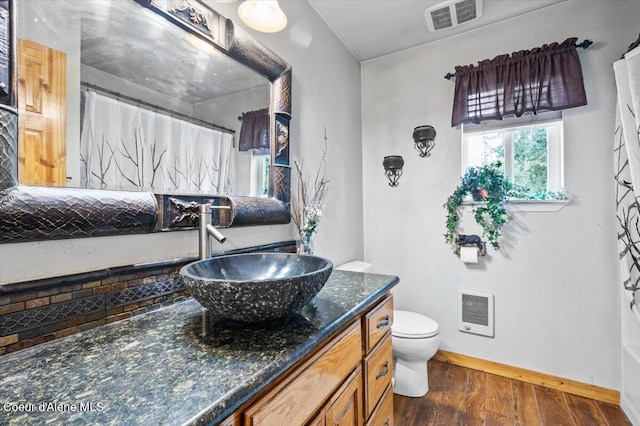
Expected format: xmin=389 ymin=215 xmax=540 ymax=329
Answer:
xmin=391 ymin=310 xmax=440 ymax=397
xmin=335 ymin=261 xmax=441 ymax=398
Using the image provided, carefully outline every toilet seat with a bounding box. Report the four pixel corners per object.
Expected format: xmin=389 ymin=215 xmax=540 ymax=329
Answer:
xmin=392 ymin=310 xmax=439 ymax=338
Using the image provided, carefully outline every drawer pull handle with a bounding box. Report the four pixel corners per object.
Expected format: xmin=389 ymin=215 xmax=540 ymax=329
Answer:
xmin=376 ymin=361 xmax=389 ymax=379
xmin=376 ymin=315 xmax=390 ymax=329
xmin=384 ymin=420 xmax=390 ymax=426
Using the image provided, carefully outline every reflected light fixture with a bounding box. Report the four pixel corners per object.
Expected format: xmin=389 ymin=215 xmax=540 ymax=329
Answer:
xmin=186 ymin=34 xmax=219 ymax=54
xmin=413 ymin=125 xmax=436 ymax=158
xmin=383 ymin=156 xmax=404 ymax=187
xmin=238 ymin=0 xmax=287 ymax=33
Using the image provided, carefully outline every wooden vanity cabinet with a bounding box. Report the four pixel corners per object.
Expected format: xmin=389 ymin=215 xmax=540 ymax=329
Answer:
xmin=225 ymin=294 xmax=394 ymax=426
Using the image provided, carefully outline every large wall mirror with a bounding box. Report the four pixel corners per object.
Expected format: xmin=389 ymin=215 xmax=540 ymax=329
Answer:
xmin=0 ymin=0 xmax=292 ymax=242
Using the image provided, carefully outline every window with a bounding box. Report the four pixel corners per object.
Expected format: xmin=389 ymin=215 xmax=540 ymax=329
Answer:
xmin=462 ymin=114 xmax=564 ymax=200
xmin=250 ymin=151 xmax=270 ymax=197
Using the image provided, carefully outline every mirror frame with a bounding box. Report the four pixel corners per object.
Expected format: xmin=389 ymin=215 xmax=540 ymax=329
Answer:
xmin=0 ymin=0 xmax=292 ymax=243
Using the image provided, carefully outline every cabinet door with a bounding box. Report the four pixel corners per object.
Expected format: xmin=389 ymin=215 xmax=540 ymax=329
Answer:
xmin=218 ymin=413 xmax=242 ymax=426
xmin=324 ymin=367 xmax=363 ymax=426
xmin=307 ymin=413 xmax=324 ymax=426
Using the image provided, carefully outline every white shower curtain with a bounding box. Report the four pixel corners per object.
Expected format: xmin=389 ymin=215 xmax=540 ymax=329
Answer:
xmin=80 ymin=91 xmax=234 ymax=194
xmin=615 ymin=43 xmax=640 ymax=426
xmin=614 ymin=45 xmax=640 ymax=323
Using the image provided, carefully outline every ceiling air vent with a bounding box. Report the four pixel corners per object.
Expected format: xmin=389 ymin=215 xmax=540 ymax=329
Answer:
xmin=425 ymin=0 xmax=483 ymax=32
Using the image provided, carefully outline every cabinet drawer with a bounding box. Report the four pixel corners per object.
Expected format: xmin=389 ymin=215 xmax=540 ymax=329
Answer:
xmin=244 ymin=321 xmax=362 ymax=426
xmin=364 ymin=333 xmax=393 ymax=418
xmin=363 ymin=295 xmax=393 ymax=353
xmin=365 ymin=385 xmax=393 ymax=426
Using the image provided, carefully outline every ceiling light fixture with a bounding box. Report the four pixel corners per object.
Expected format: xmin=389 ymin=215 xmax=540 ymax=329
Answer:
xmin=186 ymin=34 xmax=219 ymax=54
xmin=238 ymin=0 xmax=287 ymax=33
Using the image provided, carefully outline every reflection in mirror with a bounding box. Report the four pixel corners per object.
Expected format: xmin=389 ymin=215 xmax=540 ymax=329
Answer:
xmin=16 ymin=0 xmax=271 ymax=197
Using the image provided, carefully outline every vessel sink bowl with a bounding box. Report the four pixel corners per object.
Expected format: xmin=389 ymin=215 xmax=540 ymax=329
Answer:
xmin=180 ymin=253 xmax=333 ymax=323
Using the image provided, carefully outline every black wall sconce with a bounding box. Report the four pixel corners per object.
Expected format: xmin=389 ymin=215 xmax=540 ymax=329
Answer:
xmin=413 ymin=125 xmax=436 ymax=158
xmin=383 ymin=155 xmax=404 ymax=187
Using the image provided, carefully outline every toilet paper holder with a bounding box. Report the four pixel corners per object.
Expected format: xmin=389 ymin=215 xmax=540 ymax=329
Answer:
xmin=454 ymin=234 xmax=487 ymax=257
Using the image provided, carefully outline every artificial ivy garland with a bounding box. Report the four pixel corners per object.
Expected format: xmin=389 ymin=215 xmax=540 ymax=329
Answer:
xmin=444 ymin=162 xmax=513 ymax=250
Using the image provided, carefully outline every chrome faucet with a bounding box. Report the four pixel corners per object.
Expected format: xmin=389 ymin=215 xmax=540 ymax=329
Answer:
xmin=199 ymin=204 xmax=229 ymax=259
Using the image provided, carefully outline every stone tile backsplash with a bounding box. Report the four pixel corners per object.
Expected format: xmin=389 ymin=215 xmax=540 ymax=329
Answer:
xmin=0 ymin=265 xmax=188 ymax=356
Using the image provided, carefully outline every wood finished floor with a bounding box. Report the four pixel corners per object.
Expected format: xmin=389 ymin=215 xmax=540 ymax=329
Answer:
xmin=394 ymin=360 xmax=632 ymax=426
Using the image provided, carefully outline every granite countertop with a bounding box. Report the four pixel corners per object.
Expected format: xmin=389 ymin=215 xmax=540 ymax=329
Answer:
xmin=0 ymin=270 xmax=399 ymax=426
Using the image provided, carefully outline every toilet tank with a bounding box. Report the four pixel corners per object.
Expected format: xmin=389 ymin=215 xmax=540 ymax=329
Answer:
xmin=336 ymin=261 xmax=374 ymax=273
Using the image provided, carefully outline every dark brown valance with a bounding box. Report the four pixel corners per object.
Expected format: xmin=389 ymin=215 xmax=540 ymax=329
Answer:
xmin=451 ymin=37 xmax=587 ymax=127
xmin=238 ymin=108 xmax=270 ymax=151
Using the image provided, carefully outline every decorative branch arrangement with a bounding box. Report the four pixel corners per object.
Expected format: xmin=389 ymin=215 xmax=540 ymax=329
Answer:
xmin=291 ymin=129 xmax=330 ymax=254
xmin=444 ymin=162 xmax=513 ymax=250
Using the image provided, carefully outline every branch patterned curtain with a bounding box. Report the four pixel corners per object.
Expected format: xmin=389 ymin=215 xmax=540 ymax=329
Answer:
xmin=80 ymin=91 xmax=234 ymax=194
xmin=452 ymin=37 xmax=587 ymax=127
xmin=614 ymin=45 xmax=640 ymax=322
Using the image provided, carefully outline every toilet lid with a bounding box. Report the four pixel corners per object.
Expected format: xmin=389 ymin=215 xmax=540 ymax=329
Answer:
xmin=392 ymin=310 xmax=439 ymax=338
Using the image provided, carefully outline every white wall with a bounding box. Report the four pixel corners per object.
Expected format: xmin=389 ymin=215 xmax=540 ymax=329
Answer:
xmin=362 ymin=0 xmax=640 ymax=390
xmin=0 ymin=0 xmax=363 ymax=285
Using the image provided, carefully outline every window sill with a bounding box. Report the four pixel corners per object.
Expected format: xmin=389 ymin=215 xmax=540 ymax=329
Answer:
xmin=461 ymin=199 xmax=569 ymax=212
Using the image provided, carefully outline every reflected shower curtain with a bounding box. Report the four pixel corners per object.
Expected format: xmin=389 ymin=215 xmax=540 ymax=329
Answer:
xmin=80 ymin=91 xmax=234 ymax=194
xmin=614 ymin=45 xmax=640 ymax=322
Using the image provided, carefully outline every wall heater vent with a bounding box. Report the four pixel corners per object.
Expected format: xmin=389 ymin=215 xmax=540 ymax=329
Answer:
xmin=425 ymin=0 xmax=483 ymax=32
xmin=458 ymin=289 xmax=494 ymax=337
